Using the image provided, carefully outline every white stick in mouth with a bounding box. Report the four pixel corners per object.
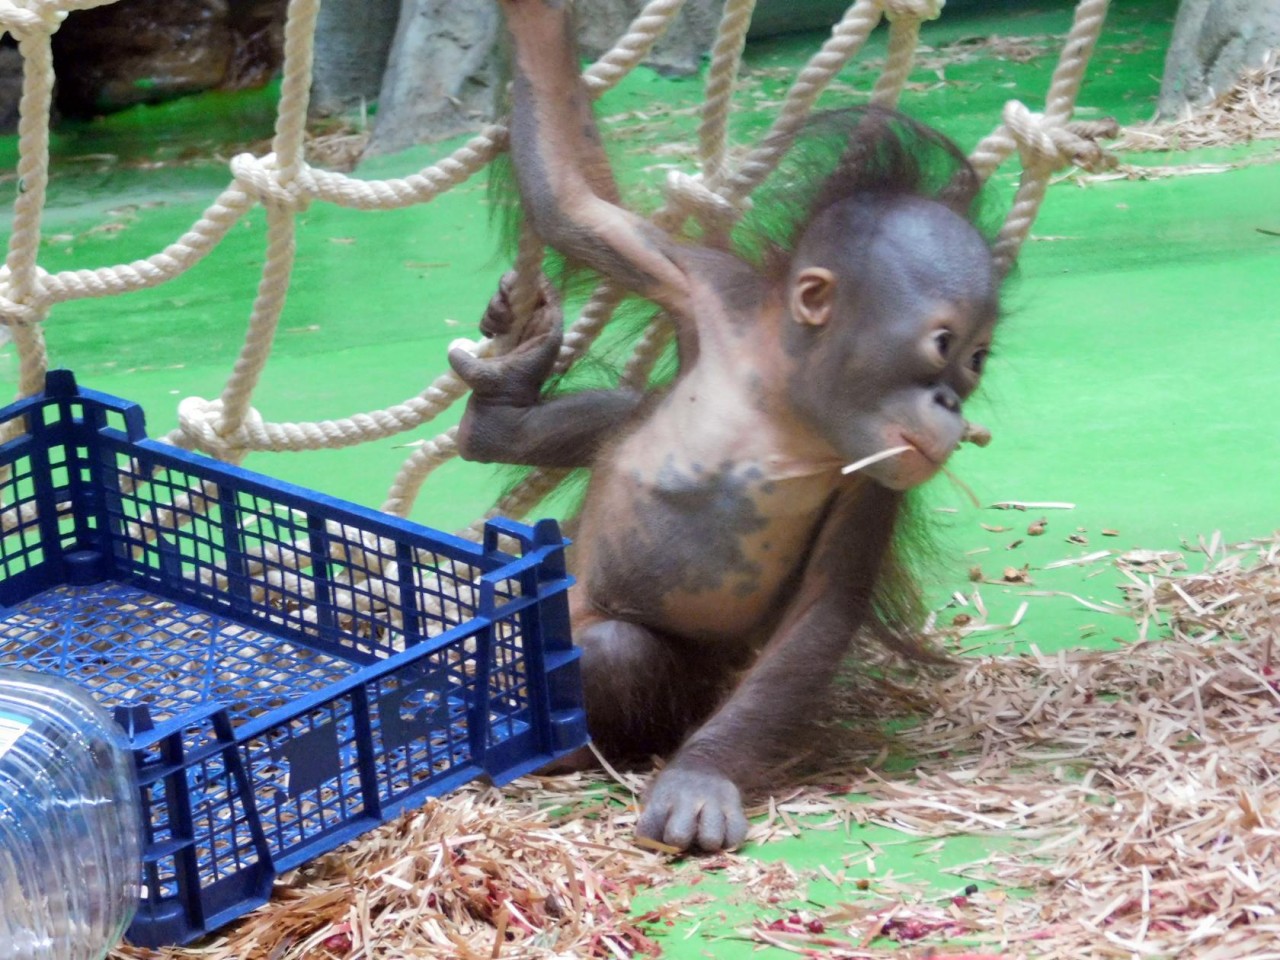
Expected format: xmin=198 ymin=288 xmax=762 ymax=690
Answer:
xmin=841 ymin=445 xmax=913 ymax=476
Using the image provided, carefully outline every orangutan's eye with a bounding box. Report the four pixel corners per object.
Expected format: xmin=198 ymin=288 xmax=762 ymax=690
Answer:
xmin=932 ymin=329 xmax=953 ymax=359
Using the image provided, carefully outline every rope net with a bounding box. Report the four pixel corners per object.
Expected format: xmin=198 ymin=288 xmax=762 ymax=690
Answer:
xmin=0 ymin=0 xmax=1116 ymax=590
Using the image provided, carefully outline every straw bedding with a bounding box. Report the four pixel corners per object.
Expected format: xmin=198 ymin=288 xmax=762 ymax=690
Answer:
xmin=754 ymin=534 xmax=1280 ymax=959
xmin=108 ymin=532 xmax=1279 ymax=959
xmin=1115 ymin=50 xmax=1280 ymax=152
xmin=67 ymin=22 xmax=1280 ymax=960
xmin=101 ymin=55 xmax=1280 ymax=960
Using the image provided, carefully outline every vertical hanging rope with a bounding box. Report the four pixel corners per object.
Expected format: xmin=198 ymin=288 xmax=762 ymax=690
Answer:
xmin=272 ymin=0 xmax=322 ymax=179
xmin=990 ymin=0 xmax=1112 ymax=275
xmin=1044 ymin=0 xmax=1110 ymax=123
xmin=4 ymin=23 xmax=56 ymax=401
xmin=212 ymin=202 xmax=298 ymax=454
xmin=213 ymin=0 xmax=322 ymax=447
xmin=505 ymin=224 xmax=549 ymax=342
xmin=871 ymin=0 xmax=945 ymax=108
xmin=698 ymin=0 xmax=758 ymax=188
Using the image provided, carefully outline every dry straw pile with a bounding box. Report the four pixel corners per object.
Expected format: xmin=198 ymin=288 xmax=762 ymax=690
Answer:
xmin=1116 ymin=50 xmax=1280 ymax=152
xmin=1068 ymin=49 xmax=1280 ymax=187
xmin=788 ymin=533 xmax=1280 ymax=959
xmin=109 ymin=532 xmax=1280 ymax=959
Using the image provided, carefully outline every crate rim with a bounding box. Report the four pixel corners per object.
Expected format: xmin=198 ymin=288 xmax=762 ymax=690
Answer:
xmin=3 ymin=371 xmax=576 ymax=743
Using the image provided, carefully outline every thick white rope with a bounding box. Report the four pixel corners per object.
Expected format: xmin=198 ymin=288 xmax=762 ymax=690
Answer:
xmin=723 ymin=0 xmax=886 ymax=206
xmin=43 ymin=188 xmax=256 ymax=300
xmin=699 ymin=0 xmax=758 ymax=190
xmin=380 ymin=0 xmax=690 ymax=516
xmin=381 ymin=429 xmax=461 ymax=521
xmin=4 ymin=22 xmax=56 ymax=402
xmin=212 ymin=0 xmax=319 ymax=446
xmin=0 ymin=0 xmax=1110 ymax=540
xmin=583 ymin=0 xmax=689 ymax=93
xmin=988 ymin=0 xmax=1113 ymax=275
xmin=871 ymin=0 xmax=943 ymax=107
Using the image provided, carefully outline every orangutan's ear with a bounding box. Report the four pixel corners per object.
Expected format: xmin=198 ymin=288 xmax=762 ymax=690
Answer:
xmin=790 ymin=267 xmax=837 ymax=327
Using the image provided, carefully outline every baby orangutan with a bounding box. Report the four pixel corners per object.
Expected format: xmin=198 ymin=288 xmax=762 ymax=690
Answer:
xmin=449 ymin=0 xmax=1000 ymax=853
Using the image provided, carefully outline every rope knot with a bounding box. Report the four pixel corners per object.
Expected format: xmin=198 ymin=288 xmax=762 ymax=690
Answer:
xmin=1060 ymin=117 xmax=1121 ymax=172
xmin=0 ymin=294 xmax=45 ymax=327
xmin=0 ymin=276 xmax=49 ymax=327
xmin=880 ymin=0 xmax=945 ymax=22
xmin=177 ymin=396 xmax=264 ymax=461
xmin=0 ymin=2 xmax=66 ymax=40
xmin=664 ymin=169 xmax=744 ymax=224
xmin=1002 ymin=101 xmax=1060 ymax=170
xmin=230 ymin=152 xmax=312 ymax=212
xmin=1003 ymin=101 xmax=1118 ymax=174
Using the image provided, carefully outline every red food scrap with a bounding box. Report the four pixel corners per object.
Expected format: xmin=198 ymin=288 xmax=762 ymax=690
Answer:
xmin=321 ymin=926 xmax=353 ymax=955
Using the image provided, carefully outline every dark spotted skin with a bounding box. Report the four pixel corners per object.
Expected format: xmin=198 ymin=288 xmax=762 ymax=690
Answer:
xmin=453 ymin=0 xmax=1001 ymax=855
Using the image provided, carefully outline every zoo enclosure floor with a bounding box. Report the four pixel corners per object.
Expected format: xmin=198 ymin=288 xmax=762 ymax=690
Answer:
xmin=3 ymin=0 xmax=1277 ymax=955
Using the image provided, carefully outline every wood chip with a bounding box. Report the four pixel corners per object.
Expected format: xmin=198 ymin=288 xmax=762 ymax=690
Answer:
xmin=989 ymin=501 xmax=1076 ymax=511
xmin=1044 ymin=549 xmax=1112 ymax=569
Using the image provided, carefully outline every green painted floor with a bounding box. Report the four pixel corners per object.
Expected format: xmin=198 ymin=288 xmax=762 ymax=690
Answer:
xmin=5 ymin=0 xmax=1278 ymax=955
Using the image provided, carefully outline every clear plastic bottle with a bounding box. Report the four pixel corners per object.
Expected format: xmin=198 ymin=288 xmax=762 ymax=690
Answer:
xmin=0 ymin=669 xmax=141 ymax=960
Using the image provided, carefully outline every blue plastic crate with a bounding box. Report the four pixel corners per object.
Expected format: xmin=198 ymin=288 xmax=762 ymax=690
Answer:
xmin=0 ymin=371 xmax=587 ymax=947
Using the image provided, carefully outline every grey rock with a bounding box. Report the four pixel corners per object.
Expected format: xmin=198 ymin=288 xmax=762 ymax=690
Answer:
xmin=364 ymin=0 xmax=502 ymax=155
xmin=0 ymin=41 xmax=23 ymax=133
xmin=1158 ymin=0 xmax=1280 ymax=118
xmin=365 ymin=0 xmax=853 ymax=154
xmin=310 ymin=0 xmax=401 ymax=119
xmin=52 ymin=0 xmax=233 ymax=116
